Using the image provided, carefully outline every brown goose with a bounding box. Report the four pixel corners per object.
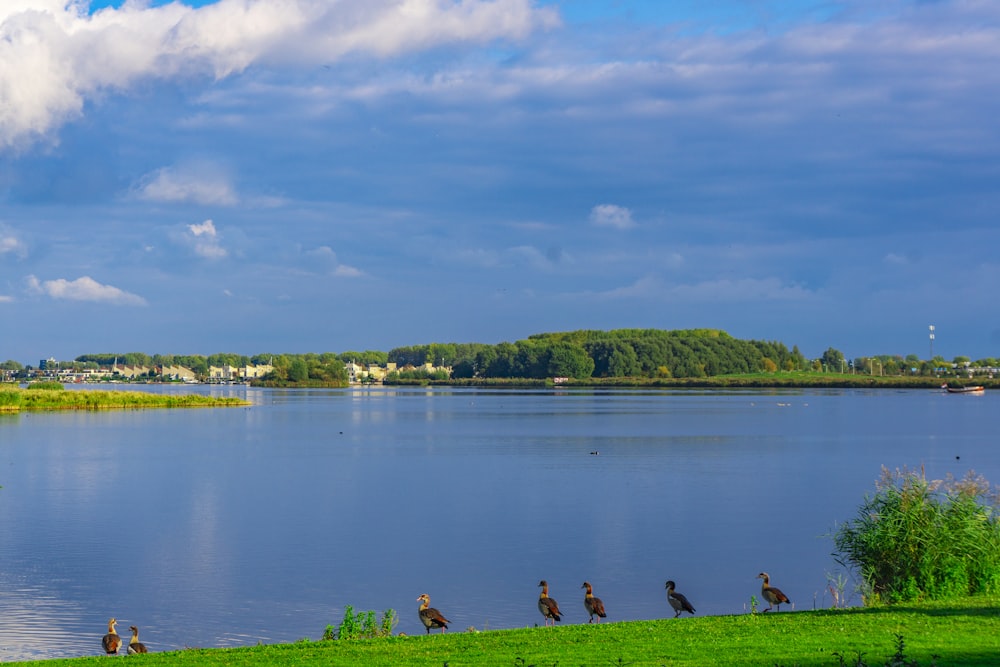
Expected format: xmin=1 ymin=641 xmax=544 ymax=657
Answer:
xmin=581 ymin=581 xmax=606 ymax=623
xmin=537 ymin=580 xmax=562 ymax=626
xmin=127 ymin=625 xmax=148 ymax=654
xmin=757 ymin=572 xmax=791 ymax=612
xmin=417 ymin=594 xmax=450 ymax=634
xmin=665 ymin=580 xmax=696 ymax=617
xmin=102 ymin=618 xmax=121 ymax=655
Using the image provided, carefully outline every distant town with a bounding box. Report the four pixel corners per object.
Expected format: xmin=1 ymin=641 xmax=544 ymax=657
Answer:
xmin=0 ymin=357 xmax=452 ymax=386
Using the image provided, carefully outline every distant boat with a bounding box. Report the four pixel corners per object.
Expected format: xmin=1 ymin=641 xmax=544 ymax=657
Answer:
xmin=942 ymin=384 xmax=985 ymax=394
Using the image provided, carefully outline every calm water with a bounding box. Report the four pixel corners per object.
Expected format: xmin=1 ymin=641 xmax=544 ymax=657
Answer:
xmin=0 ymin=386 xmax=996 ymax=660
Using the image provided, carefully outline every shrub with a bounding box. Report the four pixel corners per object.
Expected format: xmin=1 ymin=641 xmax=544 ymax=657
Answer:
xmin=833 ymin=466 xmax=1000 ymax=603
xmin=326 ymin=605 xmax=397 ymax=640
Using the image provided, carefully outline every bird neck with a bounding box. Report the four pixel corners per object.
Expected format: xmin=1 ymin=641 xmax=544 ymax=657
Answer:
xmin=419 ymin=599 xmax=429 ymax=611
xmin=108 ymin=625 xmax=118 ymax=635
xmin=130 ymin=631 xmax=140 ymax=643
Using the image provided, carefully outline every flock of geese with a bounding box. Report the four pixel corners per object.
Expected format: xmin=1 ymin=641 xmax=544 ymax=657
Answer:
xmin=417 ymin=572 xmax=791 ymax=634
xmin=97 ymin=573 xmax=790 ymax=652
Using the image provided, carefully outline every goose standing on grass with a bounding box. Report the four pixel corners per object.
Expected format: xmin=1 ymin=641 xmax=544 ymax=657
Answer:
xmin=757 ymin=572 xmax=791 ymax=612
xmin=102 ymin=618 xmax=121 ymax=655
xmin=537 ymin=580 xmax=562 ymax=626
xmin=127 ymin=626 xmax=148 ymax=654
xmin=581 ymin=581 xmax=607 ymax=623
xmin=417 ymin=594 xmax=450 ymax=634
xmin=665 ymin=580 xmax=696 ymax=617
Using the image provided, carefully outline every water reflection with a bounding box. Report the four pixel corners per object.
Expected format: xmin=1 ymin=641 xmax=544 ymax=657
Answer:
xmin=0 ymin=387 xmax=996 ymax=659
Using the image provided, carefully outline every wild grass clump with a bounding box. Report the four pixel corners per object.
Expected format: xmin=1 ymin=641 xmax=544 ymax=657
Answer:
xmin=834 ymin=466 xmax=1000 ymax=603
xmin=26 ymin=380 xmax=64 ymax=390
xmin=0 ymin=387 xmax=248 ymax=411
xmin=323 ymin=605 xmax=397 ymax=640
xmin=0 ymin=389 xmax=23 ymax=410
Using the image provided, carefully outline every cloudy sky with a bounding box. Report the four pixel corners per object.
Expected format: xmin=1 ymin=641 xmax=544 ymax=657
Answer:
xmin=1 ymin=0 xmax=998 ymax=364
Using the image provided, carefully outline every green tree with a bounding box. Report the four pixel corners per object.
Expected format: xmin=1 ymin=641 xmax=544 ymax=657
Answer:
xmin=288 ymin=358 xmax=309 ymax=382
xmin=546 ymin=342 xmax=595 ymax=379
xmin=820 ymin=347 xmax=846 ymax=372
xmin=587 ymin=340 xmax=640 ymax=377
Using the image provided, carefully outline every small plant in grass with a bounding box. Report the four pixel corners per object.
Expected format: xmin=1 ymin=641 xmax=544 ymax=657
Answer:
xmin=326 ymin=605 xmax=398 ymax=640
xmin=833 ymin=466 xmax=1000 ymax=603
xmin=825 ymin=570 xmax=851 ymax=608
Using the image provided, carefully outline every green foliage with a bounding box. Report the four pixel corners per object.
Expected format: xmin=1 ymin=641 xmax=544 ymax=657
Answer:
xmin=392 ymin=329 xmax=802 ymax=380
xmin=821 ymin=347 xmax=847 ymax=372
xmin=829 ymin=634 xmax=939 ymax=667
xmin=0 ymin=389 xmax=23 ymax=408
xmin=26 ymin=381 xmax=64 ymax=390
xmin=0 ymin=388 xmax=247 ymax=412
xmin=257 ymin=353 xmax=348 ymax=387
xmin=328 ymin=605 xmax=397 ymax=640
xmin=834 ymin=467 xmax=1000 ymax=603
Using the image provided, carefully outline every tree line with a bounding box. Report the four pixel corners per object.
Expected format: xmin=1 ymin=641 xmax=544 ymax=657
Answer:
xmin=387 ymin=329 xmax=808 ymax=380
xmin=5 ymin=329 xmax=995 ymax=384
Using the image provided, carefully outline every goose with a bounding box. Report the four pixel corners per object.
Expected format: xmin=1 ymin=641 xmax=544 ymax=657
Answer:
xmin=416 ymin=594 xmax=450 ymax=634
xmin=127 ymin=626 xmax=148 ymax=654
xmin=664 ymin=580 xmax=696 ymax=617
xmin=757 ymin=572 xmax=791 ymax=612
xmin=581 ymin=581 xmax=606 ymax=623
xmin=102 ymin=618 xmax=121 ymax=655
xmin=537 ymin=580 xmax=562 ymax=626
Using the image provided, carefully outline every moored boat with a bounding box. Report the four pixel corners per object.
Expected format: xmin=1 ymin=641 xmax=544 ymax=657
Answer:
xmin=943 ymin=384 xmax=985 ymax=393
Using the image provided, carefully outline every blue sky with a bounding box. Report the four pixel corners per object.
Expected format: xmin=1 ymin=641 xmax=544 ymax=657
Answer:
xmin=2 ymin=0 xmax=998 ymax=365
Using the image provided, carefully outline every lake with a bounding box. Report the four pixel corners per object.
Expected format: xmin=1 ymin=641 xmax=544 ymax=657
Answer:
xmin=0 ymin=386 xmax=995 ymax=660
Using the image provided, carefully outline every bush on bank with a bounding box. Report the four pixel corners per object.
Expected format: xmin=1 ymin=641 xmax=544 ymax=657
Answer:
xmin=834 ymin=467 xmax=1000 ymax=603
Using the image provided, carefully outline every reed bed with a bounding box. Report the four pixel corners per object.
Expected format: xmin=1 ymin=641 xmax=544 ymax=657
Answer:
xmin=0 ymin=387 xmax=247 ymax=412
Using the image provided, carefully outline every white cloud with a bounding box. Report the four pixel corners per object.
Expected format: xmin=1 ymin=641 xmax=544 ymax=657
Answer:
xmin=334 ymin=264 xmax=363 ymax=278
xmin=1 ymin=232 xmax=27 ymax=258
xmin=184 ymin=219 xmax=228 ymax=259
xmin=590 ymin=204 xmax=636 ymax=230
xmin=25 ymin=274 xmax=147 ymax=305
xmin=135 ymin=164 xmax=239 ymax=206
xmin=0 ymin=0 xmax=558 ymax=148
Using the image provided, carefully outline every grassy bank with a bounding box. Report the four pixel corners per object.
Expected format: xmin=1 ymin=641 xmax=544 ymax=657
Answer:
xmin=386 ymin=372 xmax=991 ymax=390
xmin=12 ymin=597 xmax=1000 ymax=666
xmin=0 ymin=387 xmax=248 ymax=411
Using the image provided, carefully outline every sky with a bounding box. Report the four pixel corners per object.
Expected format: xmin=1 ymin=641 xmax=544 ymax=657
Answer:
xmin=1 ymin=0 xmax=998 ymax=365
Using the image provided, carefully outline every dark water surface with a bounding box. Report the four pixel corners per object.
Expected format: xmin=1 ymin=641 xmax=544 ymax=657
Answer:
xmin=0 ymin=386 xmax=995 ymax=660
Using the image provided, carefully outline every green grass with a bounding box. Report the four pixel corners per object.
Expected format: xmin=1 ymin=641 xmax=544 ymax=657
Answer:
xmin=10 ymin=597 xmax=1000 ymax=666
xmin=0 ymin=388 xmax=248 ymax=411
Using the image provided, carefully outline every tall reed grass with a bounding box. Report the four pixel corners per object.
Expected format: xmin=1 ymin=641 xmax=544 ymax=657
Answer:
xmin=834 ymin=466 xmax=1000 ymax=603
